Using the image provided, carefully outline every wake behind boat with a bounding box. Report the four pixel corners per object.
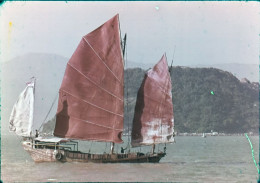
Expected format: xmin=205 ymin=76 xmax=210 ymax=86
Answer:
xmin=9 ymin=14 xmax=175 ymax=163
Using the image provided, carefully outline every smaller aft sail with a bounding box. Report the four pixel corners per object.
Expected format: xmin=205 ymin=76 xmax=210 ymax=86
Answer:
xmin=9 ymin=78 xmax=35 ymax=137
xmin=131 ymin=54 xmax=174 ymax=147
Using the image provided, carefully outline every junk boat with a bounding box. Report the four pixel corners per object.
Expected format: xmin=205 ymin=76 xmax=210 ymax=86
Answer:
xmin=9 ymin=14 xmax=175 ymax=163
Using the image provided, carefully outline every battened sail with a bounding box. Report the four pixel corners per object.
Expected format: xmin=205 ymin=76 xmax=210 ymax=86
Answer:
xmin=9 ymin=78 xmax=35 ymax=137
xmin=54 ymin=14 xmax=124 ymax=143
xmin=131 ymin=54 xmax=174 ymax=147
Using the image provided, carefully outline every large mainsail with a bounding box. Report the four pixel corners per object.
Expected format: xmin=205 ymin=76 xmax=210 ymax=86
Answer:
xmin=131 ymin=54 xmax=174 ymax=147
xmin=54 ymin=14 xmax=124 ymax=143
xmin=9 ymin=78 xmax=35 ymax=137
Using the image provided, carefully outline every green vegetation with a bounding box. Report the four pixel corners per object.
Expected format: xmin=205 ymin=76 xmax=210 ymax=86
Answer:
xmin=42 ymin=67 xmax=259 ymax=134
xmin=124 ymin=67 xmax=259 ymax=134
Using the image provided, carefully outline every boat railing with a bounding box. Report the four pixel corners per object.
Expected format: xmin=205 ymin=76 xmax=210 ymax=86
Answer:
xmin=33 ymin=143 xmax=72 ymax=151
xmin=117 ymin=154 xmax=128 ymax=159
xmin=58 ymin=141 xmax=79 ymax=151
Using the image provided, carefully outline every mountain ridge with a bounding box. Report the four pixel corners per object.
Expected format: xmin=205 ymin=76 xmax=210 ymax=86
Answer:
xmin=1 ymin=53 xmax=258 ymax=135
xmin=126 ymin=61 xmax=258 ymax=82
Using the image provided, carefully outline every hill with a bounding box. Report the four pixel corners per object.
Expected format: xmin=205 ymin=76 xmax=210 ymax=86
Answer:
xmin=191 ymin=63 xmax=259 ymax=82
xmin=127 ymin=61 xmax=259 ymax=82
xmin=169 ymin=67 xmax=258 ymax=133
xmin=2 ymin=53 xmax=258 ymax=135
xmin=123 ymin=67 xmax=258 ymax=134
xmin=1 ymin=53 xmax=68 ymax=134
xmin=42 ymin=67 xmax=259 ymax=134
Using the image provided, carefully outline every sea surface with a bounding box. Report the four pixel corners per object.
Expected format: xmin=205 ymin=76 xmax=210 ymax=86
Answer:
xmin=1 ymin=134 xmax=259 ymax=182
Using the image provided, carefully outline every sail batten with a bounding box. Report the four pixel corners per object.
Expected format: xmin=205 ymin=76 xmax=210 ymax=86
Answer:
xmin=146 ymin=75 xmax=171 ymax=94
xmin=54 ymin=14 xmax=124 ymax=143
xmin=142 ymin=78 xmax=172 ymax=98
xmin=83 ymin=37 xmax=123 ymax=85
xmin=64 ymin=115 xmax=123 ymax=131
xmin=142 ymin=93 xmax=172 ymax=109
xmin=131 ymin=54 xmax=174 ymax=147
xmin=59 ymin=89 xmax=123 ymax=117
xmin=67 ymin=63 xmax=123 ymax=101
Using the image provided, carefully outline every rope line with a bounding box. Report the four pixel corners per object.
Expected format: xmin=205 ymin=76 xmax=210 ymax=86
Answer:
xmin=83 ymin=37 xmax=122 ymax=85
xmin=60 ymin=89 xmax=123 ymax=117
xmin=245 ymin=133 xmax=259 ymax=174
xmin=67 ymin=63 xmax=123 ymax=102
xmin=38 ymin=92 xmax=59 ymax=131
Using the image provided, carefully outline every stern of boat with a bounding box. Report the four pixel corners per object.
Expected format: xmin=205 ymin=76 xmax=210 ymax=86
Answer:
xmin=22 ymin=140 xmax=64 ymax=162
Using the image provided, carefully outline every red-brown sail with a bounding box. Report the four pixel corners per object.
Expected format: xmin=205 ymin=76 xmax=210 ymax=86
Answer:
xmin=131 ymin=54 xmax=174 ymax=147
xmin=54 ymin=14 xmax=124 ymax=143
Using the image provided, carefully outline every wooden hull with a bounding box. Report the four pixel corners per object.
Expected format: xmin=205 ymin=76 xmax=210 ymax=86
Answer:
xmin=22 ymin=141 xmax=63 ymax=162
xmin=22 ymin=141 xmax=165 ymax=163
xmin=64 ymin=151 xmax=165 ymax=163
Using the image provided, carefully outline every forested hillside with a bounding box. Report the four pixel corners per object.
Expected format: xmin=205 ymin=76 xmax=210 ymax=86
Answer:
xmin=123 ymin=67 xmax=259 ymax=134
xmin=43 ymin=67 xmax=259 ymax=134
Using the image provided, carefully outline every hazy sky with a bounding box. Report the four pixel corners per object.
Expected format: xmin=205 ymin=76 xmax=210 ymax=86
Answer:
xmin=0 ymin=1 xmax=259 ymax=66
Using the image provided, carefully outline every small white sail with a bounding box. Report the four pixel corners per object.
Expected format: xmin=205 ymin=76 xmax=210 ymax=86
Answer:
xmin=9 ymin=78 xmax=35 ymax=137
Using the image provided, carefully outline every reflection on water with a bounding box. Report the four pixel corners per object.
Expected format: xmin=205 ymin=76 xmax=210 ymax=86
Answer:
xmin=1 ymin=134 xmax=259 ymax=182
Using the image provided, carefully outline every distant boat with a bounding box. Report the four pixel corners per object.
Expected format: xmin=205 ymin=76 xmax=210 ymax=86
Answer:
xmin=202 ymin=133 xmax=206 ymax=138
xmin=9 ymin=14 xmax=175 ymax=163
xmin=211 ymin=132 xmax=218 ymax=136
xmin=211 ymin=130 xmax=218 ymax=136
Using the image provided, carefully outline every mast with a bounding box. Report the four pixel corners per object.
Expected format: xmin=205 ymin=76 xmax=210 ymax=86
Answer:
xmin=122 ymin=33 xmax=127 ymax=58
xmin=123 ymin=32 xmax=131 ymax=152
xmin=169 ymin=45 xmax=176 ymax=74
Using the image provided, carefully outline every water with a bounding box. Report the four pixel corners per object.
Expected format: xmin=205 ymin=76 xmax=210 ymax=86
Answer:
xmin=1 ymin=134 xmax=259 ymax=182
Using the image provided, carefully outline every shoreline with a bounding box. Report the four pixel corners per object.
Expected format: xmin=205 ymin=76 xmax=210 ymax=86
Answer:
xmin=176 ymin=132 xmax=258 ymax=136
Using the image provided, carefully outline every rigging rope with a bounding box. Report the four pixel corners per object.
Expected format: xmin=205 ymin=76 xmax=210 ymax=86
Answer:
xmin=245 ymin=133 xmax=259 ymax=174
xmin=38 ymin=92 xmax=59 ymax=131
